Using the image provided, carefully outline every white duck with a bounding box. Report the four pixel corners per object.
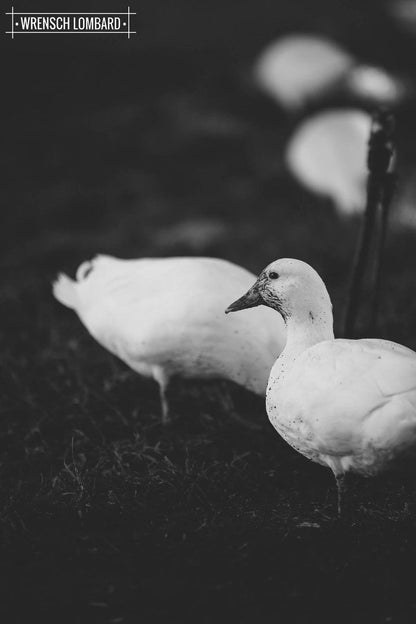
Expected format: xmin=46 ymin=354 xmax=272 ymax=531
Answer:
xmin=53 ymin=255 xmax=286 ymax=422
xmin=226 ymin=258 xmax=416 ymax=511
xmin=254 ymin=34 xmax=406 ymax=112
xmin=286 ymin=109 xmax=416 ymax=232
xmin=285 ymin=109 xmax=371 ymax=216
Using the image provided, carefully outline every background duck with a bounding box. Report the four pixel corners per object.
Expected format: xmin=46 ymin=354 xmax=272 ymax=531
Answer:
xmin=285 ymin=108 xmax=371 ymax=216
xmin=254 ymin=34 xmax=406 ymax=112
xmin=53 ymin=255 xmax=286 ymax=422
xmin=285 ymin=107 xmax=416 ymax=232
xmin=226 ymin=258 xmax=416 ymax=513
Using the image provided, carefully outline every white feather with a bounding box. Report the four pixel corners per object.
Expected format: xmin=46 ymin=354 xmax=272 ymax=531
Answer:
xmin=52 ymin=273 xmax=79 ymax=309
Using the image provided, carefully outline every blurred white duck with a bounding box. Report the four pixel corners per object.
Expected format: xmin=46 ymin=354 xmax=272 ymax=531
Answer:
xmin=226 ymin=258 xmax=416 ymax=512
xmin=286 ymin=109 xmax=371 ymax=216
xmin=53 ymin=255 xmax=286 ymax=422
xmin=254 ymin=34 xmax=406 ymax=112
xmin=286 ymin=108 xmax=415 ymax=232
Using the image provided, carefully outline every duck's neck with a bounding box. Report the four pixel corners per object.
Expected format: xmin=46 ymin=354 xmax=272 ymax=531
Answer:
xmin=281 ymin=300 xmax=334 ymax=361
xmin=269 ymin=307 xmax=333 ymax=390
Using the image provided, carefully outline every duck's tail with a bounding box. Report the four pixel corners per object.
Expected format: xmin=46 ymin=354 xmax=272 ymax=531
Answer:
xmin=53 ymin=255 xmax=115 ymax=308
xmin=76 ymin=258 xmax=96 ymax=281
xmin=52 ymin=273 xmax=79 ymax=309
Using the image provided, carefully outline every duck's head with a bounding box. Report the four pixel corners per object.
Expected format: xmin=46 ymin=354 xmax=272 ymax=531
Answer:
xmin=225 ymin=258 xmax=332 ymax=324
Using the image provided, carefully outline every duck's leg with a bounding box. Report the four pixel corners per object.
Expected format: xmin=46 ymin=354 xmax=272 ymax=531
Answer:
xmin=334 ymin=473 xmax=347 ymax=517
xmin=153 ymin=367 xmax=170 ymax=424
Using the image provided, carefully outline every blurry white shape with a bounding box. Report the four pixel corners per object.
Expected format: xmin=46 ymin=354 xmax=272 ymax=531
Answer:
xmin=254 ymin=34 xmax=406 ymax=111
xmin=53 ymin=255 xmax=286 ymax=421
xmin=286 ymin=109 xmax=371 ymax=215
xmin=254 ymin=34 xmax=354 ymax=111
xmin=346 ymin=65 xmax=407 ymax=105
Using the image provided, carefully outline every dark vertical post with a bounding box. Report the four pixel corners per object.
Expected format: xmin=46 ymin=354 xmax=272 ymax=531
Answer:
xmin=343 ymin=109 xmax=396 ymax=338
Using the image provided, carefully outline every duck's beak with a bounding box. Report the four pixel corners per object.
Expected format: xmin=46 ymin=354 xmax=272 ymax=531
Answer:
xmin=225 ymin=281 xmax=263 ymax=314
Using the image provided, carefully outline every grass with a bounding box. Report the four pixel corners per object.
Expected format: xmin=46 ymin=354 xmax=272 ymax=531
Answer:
xmin=3 ymin=16 xmax=416 ymax=621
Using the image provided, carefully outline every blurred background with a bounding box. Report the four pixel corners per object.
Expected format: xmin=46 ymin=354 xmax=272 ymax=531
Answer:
xmin=3 ymin=0 xmax=416 ymax=340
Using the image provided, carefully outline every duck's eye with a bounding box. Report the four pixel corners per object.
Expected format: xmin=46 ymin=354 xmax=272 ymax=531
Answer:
xmin=269 ymin=271 xmax=279 ymax=280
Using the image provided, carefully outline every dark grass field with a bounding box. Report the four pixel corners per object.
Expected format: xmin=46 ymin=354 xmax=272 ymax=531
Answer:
xmin=3 ymin=1 xmax=416 ymax=622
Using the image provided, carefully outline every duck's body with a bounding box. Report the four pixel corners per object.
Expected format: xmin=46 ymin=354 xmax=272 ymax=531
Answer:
xmin=286 ymin=109 xmax=371 ymax=216
xmin=254 ymin=35 xmax=354 ymax=111
xmin=286 ymin=109 xmax=416 ymax=233
xmin=53 ymin=255 xmax=286 ymax=419
xmin=268 ymin=337 xmax=416 ymax=477
xmin=226 ymin=258 xmax=416 ymax=485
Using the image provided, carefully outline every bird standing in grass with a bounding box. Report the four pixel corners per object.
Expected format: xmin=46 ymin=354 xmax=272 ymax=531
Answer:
xmin=226 ymin=258 xmax=416 ymax=514
xmin=53 ymin=255 xmax=286 ymax=422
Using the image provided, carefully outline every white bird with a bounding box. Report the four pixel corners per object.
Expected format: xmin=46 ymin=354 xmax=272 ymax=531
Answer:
xmin=286 ymin=108 xmax=416 ymax=232
xmin=226 ymin=258 xmax=416 ymax=511
xmin=53 ymin=255 xmax=286 ymax=422
xmin=254 ymin=34 xmax=406 ymax=112
xmin=285 ymin=109 xmax=371 ymax=216
xmin=254 ymin=35 xmax=354 ymax=112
